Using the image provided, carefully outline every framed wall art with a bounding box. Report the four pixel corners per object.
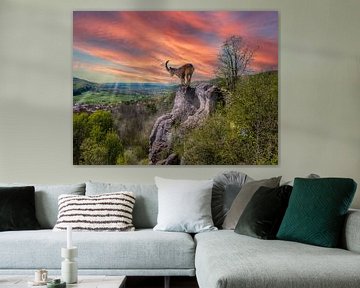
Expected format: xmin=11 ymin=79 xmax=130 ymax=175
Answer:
xmin=73 ymin=11 xmax=278 ymax=165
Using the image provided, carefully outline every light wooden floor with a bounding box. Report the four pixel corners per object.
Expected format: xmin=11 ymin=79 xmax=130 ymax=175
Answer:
xmin=126 ymin=276 xmax=199 ymax=288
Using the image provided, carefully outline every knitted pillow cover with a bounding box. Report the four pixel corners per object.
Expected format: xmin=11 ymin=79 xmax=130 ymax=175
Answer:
xmin=277 ymin=178 xmax=357 ymax=247
xmin=53 ymin=192 xmax=136 ymax=231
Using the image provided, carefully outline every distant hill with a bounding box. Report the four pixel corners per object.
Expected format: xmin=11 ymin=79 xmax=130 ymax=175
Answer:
xmin=73 ymin=77 xmax=98 ymax=96
xmin=73 ymin=77 xmax=177 ymax=97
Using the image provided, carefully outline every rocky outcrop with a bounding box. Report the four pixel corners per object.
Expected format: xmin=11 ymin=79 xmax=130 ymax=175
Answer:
xmin=149 ymin=83 xmax=223 ymax=165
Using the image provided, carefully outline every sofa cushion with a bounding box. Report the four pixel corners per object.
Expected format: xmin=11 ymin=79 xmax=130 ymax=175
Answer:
xmin=86 ymin=182 xmax=158 ymax=229
xmin=153 ymin=177 xmax=216 ymax=233
xmin=195 ymin=230 xmax=360 ymax=288
xmin=0 ymin=186 xmax=40 ymax=231
xmin=222 ymin=176 xmax=281 ymax=229
xmin=53 ymin=192 xmax=136 ymax=232
xmin=0 ymin=183 xmax=86 ymax=229
xmin=0 ymin=229 xmax=195 ymax=272
xmin=212 ymin=171 xmax=250 ymax=228
xmin=234 ymin=185 xmax=292 ymax=239
xmin=277 ymin=178 xmax=357 ymax=247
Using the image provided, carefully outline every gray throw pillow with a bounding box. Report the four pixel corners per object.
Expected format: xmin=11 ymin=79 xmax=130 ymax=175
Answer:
xmin=222 ymin=176 xmax=281 ymax=230
xmin=212 ymin=171 xmax=251 ymax=228
xmin=153 ymin=177 xmax=217 ymax=233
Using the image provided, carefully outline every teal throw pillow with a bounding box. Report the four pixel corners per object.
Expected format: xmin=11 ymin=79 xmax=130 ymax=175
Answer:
xmin=277 ymin=178 xmax=357 ymax=247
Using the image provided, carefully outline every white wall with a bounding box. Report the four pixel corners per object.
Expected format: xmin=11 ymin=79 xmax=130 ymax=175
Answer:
xmin=0 ymin=0 xmax=359 ymax=208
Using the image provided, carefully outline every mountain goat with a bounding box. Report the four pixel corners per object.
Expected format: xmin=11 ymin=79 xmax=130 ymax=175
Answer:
xmin=165 ymin=60 xmax=194 ymax=87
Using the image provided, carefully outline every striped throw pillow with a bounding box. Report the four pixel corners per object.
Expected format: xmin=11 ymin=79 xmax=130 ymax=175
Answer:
xmin=53 ymin=192 xmax=136 ymax=231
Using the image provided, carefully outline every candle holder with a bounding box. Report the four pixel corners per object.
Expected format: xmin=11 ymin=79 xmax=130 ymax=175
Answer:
xmin=61 ymin=247 xmax=78 ymax=284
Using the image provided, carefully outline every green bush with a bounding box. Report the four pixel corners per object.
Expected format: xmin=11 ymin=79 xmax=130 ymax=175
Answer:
xmin=104 ymin=132 xmax=124 ymax=164
xmin=73 ymin=112 xmax=90 ymax=164
xmin=80 ymin=138 xmax=108 ymax=165
xmin=181 ymin=71 xmax=278 ymax=165
xmin=73 ymin=110 xmax=124 ymax=165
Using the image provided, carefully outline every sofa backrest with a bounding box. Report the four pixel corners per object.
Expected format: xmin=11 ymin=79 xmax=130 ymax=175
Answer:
xmin=86 ymin=181 xmax=158 ymax=229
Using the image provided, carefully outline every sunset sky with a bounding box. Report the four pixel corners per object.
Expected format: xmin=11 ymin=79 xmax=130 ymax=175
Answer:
xmin=73 ymin=11 xmax=278 ymax=84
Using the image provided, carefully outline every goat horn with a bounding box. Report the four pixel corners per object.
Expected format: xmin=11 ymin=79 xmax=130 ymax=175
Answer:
xmin=165 ymin=60 xmax=170 ymax=72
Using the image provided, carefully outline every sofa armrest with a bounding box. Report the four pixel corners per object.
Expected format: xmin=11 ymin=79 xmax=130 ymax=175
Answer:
xmin=342 ymin=209 xmax=360 ymax=253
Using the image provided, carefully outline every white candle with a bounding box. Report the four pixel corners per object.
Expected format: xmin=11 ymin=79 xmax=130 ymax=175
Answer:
xmin=67 ymin=225 xmax=72 ymax=249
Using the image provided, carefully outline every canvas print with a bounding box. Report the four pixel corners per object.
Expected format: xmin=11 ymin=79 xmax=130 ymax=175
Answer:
xmin=73 ymin=11 xmax=278 ymax=165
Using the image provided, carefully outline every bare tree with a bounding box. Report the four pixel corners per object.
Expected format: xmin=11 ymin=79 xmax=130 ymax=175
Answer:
xmin=217 ymin=35 xmax=255 ymax=91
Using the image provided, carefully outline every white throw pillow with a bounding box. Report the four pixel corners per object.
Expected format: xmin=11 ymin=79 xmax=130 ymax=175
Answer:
xmin=53 ymin=192 xmax=135 ymax=232
xmin=153 ymin=177 xmax=217 ymax=233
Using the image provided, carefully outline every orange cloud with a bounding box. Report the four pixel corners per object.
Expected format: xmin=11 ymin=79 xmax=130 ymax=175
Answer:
xmin=73 ymin=11 xmax=278 ymax=83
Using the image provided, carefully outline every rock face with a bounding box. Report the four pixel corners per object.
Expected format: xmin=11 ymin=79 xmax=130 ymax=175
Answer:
xmin=149 ymin=83 xmax=223 ymax=165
